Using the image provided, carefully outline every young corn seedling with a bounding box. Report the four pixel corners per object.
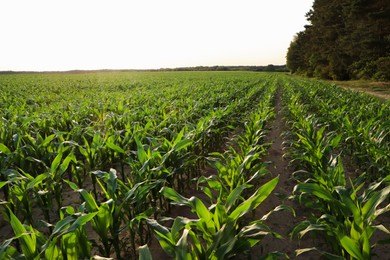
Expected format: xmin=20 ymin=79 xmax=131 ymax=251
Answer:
xmin=69 ymin=186 xmax=113 ymax=257
xmin=54 ymin=206 xmax=96 ymax=260
xmin=1 ymin=169 xmax=45 ymax=225
xmin=0 ymin=208 xmax=50 ymax=260
xmin=143 ymin=176 xmax=282 ymax=259
xmin=0 ymin=205 xmax=97 ymax=260
xmin=205 ymin=147 xmax=268 ymax=200
xmin=66 ymin=169 xmax=161 ymax=258
xmin=78 ymin=132 xmax=105 ymax=198
xmin=292 ymin=176 xmax=390 ymax=259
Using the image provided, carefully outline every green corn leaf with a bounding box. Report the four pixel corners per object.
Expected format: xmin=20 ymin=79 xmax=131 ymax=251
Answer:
xmin=171 ymin=217 xmax=192 ymax=239
xmin=294 ymin=182 xmax=333 ymax=201
xmin=239 ymin=221 xmax=271 ymax=239
xmin=95 ymin=201 xmax=112 ymax=233
xmin=215 ymin=232 xmax=237 ymax=259
xmin=146 ymin=219 xmax=176 ymax=257
xmin=361 ymin=229 xmax=371 ymax=259
xmin=188 ymin=197 xmax=214 ymax=222
xmin=160 ymin=187 xmax=190 ymax=206
xmin=295 ymin=247 xmax=344 ymax=259
xmin=41 ymin=134 xmax=56 ymax=147
xmin=374 ymin=224 xmax=390 ymax=235
xmin=187 ymin=228 xmax=204 ymax=258
xmin=61 ymin=232 xmax=77 ymax=260
xmin=173 ymin=139 xmax=192 ymax=152
xmin=339 ymin=235 xmax=364 ymax=260
xmin=78 ymin=146 xmax=89 ymax=159
xmin=212 ymin=204 xmax=225 ymax=230
xmin=362 ymin=185 xmax=390 ymax=221
xmin=106 ymin=141 xmax=125 ymax=154
xmin=197 ymin=175 xmax=222 ymax=193
xmin=79 ymin=189 xmax=99 ymax=212
xmin=290 ymin=221 xmax=327 ymax=239
xmin=0 ymin=238 xmax=16 ymax=258
xmin=0 ymin=181 xmax=9 ymax=189
xmin=107 ymin=168 xmax=118 ymax=198
xmin=123 ymin=181 xmax=144 ymax=201
xmin=42 ymin=213 xmax=96 ymax=255
xmin=92 ymin=132 xmax=102 ymax=150
xmin=51 ymin=152 xmax=62 ymax=174
xmin=331 ymin=133 xmax=343 ymax=148
xmin=176 ymin=229 xmax=191 ymax=259
xmin=26 ymin=173 xmax=47 ymax=190
xmin=0 ymin=143 xmax=11 ymax=155
xmin=63 ymin=179 xmax=79 ymax=191
xmin=64 ymin=212 xmax=98 ymax=233
xmin=62 ymin=212 xmax=98 ymax=237
xmin=146 ymin=219 xmax=171 ymax=237
xmin=138 ymin=244 xmax=153 ymax=260
xmin=261 ymin=205 xmax=295 ymax=221
xmin=173 ymin=128 xmax=184 ymax=146
xmin=225 ymin=185 xmax=247 ymax=212
xmin=229 ymin=176 xmax=278 ymax=220
xmin=59 ymin=153 xmax=75 ymax=176
xmin=51 ymin=216 xmax=75 ymax=237
xmin=44 ymin=239 xmax=61 ymax=260
xmin=9 ymin=210 xmax=36 ymax=259
xmin=201 ymin=186 xmax=213 ymax=200
xmin=334 ymin=186 xmax=360 ymax=219
xmin=135 ymin=136 xmax=148 ymax=163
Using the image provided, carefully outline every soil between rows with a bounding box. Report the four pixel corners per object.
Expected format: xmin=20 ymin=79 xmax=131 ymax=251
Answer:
xmin=240 ymin=87 xmax=324 ymax=259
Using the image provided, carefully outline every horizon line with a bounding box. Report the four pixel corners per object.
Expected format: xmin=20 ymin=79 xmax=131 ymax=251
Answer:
xmin=0 ymin=64 xmax=287 ymax=74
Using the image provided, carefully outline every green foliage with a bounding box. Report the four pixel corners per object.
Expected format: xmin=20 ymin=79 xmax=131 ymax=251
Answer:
xmin=0 ymin=72 xmax=281 ymax=258
xmin=0 ymin=72 xmax=388 ymax=259
xmin=283 ymin=79 xmax=390 ymax=259
xmin=287 ymin=0 xmax=390 ymax=80
xmin=146 ymin=176 xmax=281 ymax=259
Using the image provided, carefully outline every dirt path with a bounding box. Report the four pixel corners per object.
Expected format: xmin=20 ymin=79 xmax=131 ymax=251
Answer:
xmin=333 ymin=81 xmax=390 ymax=100
xmin=243 ymin=87 xmax=321 ymax=259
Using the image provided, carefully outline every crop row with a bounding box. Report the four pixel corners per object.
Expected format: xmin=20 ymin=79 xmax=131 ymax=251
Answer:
xmin=139 ymin=81 xmax=284 ymax=259
xmin=283 ymin=78 xmax=390 ymax=178
xmin=0 ymin=72 xmax=281 ymax=259
xmin=0 ymin=72 xmax=388 ymax=259
xmin=282 ymin=80 xmax=390 ymax=259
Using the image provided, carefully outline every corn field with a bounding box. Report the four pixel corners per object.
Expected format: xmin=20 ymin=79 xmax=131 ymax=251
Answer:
xmin=0 ymin=72 xmax=389 ymax=259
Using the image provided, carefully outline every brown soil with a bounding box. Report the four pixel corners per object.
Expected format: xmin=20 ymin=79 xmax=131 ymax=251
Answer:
xmin=240 ymin=88 xmax=324 ymax=259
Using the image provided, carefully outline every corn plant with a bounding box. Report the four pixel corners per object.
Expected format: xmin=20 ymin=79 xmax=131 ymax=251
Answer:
xmin=205 ymin=147 xmax=269 ymax=200
xmin=142 ymin=176 xmax=281 ymax=259
xmin=65 ymin=169 xmax=161 ymax=258
xmin=283 ymin=81 xmax=390 ymax=259
xmin=78 ymin=131 xmax=106 ymax=198
xmin=0 ymin=169 xmax=45 ymax=224
xmin=284 ymin=78 xmax=390 ymax=179
xmin=292 ymin=176 xmax=390 ymax=259
xmin=0 ymin=206 xmax=97 ymax=260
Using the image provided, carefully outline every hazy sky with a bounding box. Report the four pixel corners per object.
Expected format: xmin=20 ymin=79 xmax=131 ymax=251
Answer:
xmin=0 ymin=0 xmax=313 ymax=71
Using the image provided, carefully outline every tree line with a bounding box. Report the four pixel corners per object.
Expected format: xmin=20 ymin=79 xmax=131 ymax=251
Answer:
xmin=286 ymin=0 xmax=390 ymax=80
xmin=159 ymin=65 xmax=288 ymax=72
xmin=0 ymin=65 xmax=288 ymax=74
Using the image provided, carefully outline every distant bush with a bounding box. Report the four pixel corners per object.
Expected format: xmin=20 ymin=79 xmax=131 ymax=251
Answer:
xmin=374 ymin=57 xmax=390 ymax=81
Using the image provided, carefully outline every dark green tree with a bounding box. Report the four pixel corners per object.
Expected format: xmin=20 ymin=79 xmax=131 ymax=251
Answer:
xmin=286 ymin=0 xmax=390 ymax=80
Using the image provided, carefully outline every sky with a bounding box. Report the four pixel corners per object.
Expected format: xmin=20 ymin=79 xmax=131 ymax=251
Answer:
xmin=0 ymin=0 xmax=313 ymax=71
